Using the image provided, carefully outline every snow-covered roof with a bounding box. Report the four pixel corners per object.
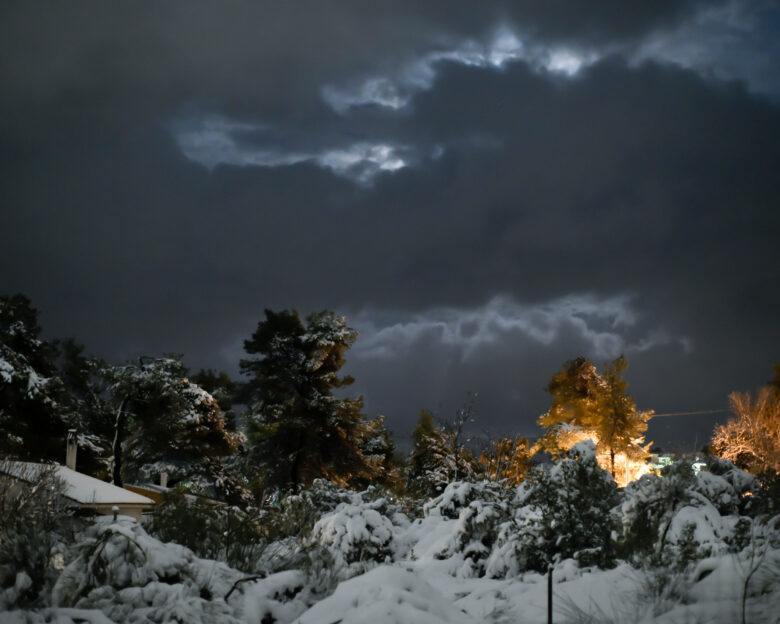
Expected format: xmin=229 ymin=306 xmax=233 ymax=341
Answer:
xmin=0 ymin=461 xmax=154 ymax=506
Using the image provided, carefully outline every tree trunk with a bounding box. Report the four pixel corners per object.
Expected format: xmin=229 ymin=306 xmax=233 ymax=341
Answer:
xmin=289 ymin=429 xmax=305 ymax=492
xmin=610 ymin=448 xmax=615 ymax=479
xmin=112 ymin=397 xmax=128 ymax=487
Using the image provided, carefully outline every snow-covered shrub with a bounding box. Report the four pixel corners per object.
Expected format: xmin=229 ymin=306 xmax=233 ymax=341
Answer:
xmin=701 ymin=456 xmax=757 ymax=514
xmin=237 ymin=570 xmax=310 ymax=624
xmin=144 ymin=488 xmax=267 ymax=571
xmin=422 ymin=481 xmax=513 ymax=577
xmin=255 ymin=482 xmax=408 ymax=589
xmin=618 ymin=461 xmax=697 ymax=561
xmin=486 ymin=440 xmax=618 ymax=575
xmin=620 ymin=460 xmax=750 ymax=566
xmin=0 ymin=463 xmax=83 ymax=609
xmin=744 ymin=468 xmax=780 ymax=519
xmin=264 ymin=479 xmax=355 ymax=539
xmin=424 ymin=480 xmax=506 ymax=520
xmin=53 ymin=517 xmax=242 ymax=623
xmin=312 ymin=501 xmax=397 ymax=578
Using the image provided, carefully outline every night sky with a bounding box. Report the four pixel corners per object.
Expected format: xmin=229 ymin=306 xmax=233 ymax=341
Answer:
xmin=2 ymin=1 xmax=778 ymax=451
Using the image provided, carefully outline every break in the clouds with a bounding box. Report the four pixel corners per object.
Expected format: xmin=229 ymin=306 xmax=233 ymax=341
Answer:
xmin=173 ymin=116 xmax=409 ymax=184
xmin=323 ymin=1 xmax=780 ymax=117
xmin=322 ymin=27 xmax=601 ymax=114
xmin=351 ymin=294 xmax=692 ymax=362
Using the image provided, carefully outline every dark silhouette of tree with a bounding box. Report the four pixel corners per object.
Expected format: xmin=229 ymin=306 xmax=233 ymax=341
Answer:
xmin=0 ymin=294 xmax=71 ymax=462
xmin=240 ymin=309 xmax=377 ymax=490
xmin=104 ymin=357 xmax=241 ymax=486
xmin=406 ymin=408 xmax=478 ymax=497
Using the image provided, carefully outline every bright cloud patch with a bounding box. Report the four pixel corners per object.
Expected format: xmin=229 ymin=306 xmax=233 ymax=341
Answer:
xmin=172 ymin=116 xmax=408 ymax=184
xmin=323 ymin=28 xmax=600 ymax=113
xmin=352 ymin=294 xmax=691 ymax=361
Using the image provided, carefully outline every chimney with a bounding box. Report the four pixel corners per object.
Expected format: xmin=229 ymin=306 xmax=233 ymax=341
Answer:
xmin=160 ymin=472 xmax=168 ymax=488
xmin=66 ymin=429 xmax=77 ymax=471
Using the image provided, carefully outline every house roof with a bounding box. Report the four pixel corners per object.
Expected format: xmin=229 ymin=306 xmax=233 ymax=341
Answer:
xmin=0 ymin=461 xmax=154 ymax=506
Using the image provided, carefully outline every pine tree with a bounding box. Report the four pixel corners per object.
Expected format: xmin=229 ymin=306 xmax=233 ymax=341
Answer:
xmin=353 ymin=415 xmax=401 ymax=489
xmin=0 ymin=294 xmax=71 ymax=461
xmin=51 ymin=338 xmax=114 ymax=476
xmin=103 ymin=357 xmax=241 ymax=486
xmin=514 ymin=440 xmax=619 ymax=571
xmin=406 ymin=409 xmax=478 ymax=497
xmin=538 ymin=355 xmax=652 ymax=484
xmin=407 ymin=410 xmax=451 ymax=497
xmin=240 ymin=309 xmax=376 ymax=490
xmin=596 ymin=356 xmax=653 ymax=479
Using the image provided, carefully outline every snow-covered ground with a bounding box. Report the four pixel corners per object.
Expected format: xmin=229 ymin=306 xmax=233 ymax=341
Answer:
xmin=2 ymin=448 xmax=778 ymax=623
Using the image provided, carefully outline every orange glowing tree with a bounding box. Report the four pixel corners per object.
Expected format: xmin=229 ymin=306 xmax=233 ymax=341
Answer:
xmin=538 ymin=355 xmax=653 ymax=486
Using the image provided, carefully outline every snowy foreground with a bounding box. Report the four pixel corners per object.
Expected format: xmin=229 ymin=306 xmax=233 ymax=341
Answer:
xmin=2 ymin=451 xmax=778 ymax=623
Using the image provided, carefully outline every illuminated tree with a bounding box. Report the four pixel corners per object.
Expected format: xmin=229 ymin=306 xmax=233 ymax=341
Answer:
xmin=479 ymin=436 xmax=533 ymax=485
xmin=538 ymin=355 xmax=652 ymax=484
xmin=711 ymin=387 xmax=780 ymax=474
xmin=596 ymin=356 xmax=654 ymax=479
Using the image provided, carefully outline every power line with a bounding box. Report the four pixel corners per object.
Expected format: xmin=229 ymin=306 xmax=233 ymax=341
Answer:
xmin=651 ymin=409 xmax=730 ymax=418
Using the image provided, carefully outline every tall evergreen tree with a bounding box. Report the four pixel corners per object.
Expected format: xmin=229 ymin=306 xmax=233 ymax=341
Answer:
xmin=596 ymin=356 xmax=653 ymax=478
xmin=50 ymin=338 xmax=113 ymax=476
xmin=0 ymin=294 xmax=71 ymax=461
xmin=538 ymin=355 xmax=652 ymax=482
xmin=103 ymin=357 xmax=241 ymax=486
xmin=240 ymin=309 xmax=376 ymax=490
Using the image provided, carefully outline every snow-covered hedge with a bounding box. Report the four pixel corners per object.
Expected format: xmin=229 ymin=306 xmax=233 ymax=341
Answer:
xmin=52 ymin=517 xmax=243 ymax=623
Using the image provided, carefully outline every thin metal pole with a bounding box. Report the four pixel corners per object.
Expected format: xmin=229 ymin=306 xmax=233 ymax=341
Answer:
xmin=548 ymin=566 xmax=553 ymax=624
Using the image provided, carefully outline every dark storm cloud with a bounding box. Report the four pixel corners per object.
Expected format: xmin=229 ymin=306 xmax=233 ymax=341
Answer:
xmin=1 ymin=0 xmax=778 ymax=449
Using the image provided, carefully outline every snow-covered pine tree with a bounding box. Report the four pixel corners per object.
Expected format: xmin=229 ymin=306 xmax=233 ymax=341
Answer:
xmin=240 ymin=309 xmax=378 ymax=490
xmin=406 ymin=409 xmax=478 ymax=497
xmin=103 ymin=357 xmax=242 ymax=487
xmin=506 ymin=440 xmax=618 ymax=572
xmin=0 ymin=294 xmax=72 ymax=461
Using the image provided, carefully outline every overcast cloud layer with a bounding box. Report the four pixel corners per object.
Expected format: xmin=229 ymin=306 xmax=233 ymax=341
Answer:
xmin=2 ymin=0 xmax=778 ymax=449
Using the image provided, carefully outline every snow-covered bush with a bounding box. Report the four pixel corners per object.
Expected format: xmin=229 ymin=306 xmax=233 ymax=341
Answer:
xmin=619 ymin=461 xmax=697 ymax=561
xmin=144 ymin=488 xmax=267 ymax=571
xmin=0 ymin=463 xmax=83 ymax=609
xmin=486 ymin=440 xmax=618 ymax=575
xmin=255 ymin=481 xmax=408 ymax=588
xmin=53 ymin=517 xmax=243 ymax=623
xmin=237 ymin=570 xmax=310 ymax=624
xmin=312 ymin=501 xmax=397 ymax=578
xmin=620 ymin=459 xmax=756 ymax=567
xmin=424 ymin=480 xmax=507 ymax=520
xmin=744 ymin=468 xmax=780 ymax=520
xmin=421 ymin=481 xmax=513 ymax=577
